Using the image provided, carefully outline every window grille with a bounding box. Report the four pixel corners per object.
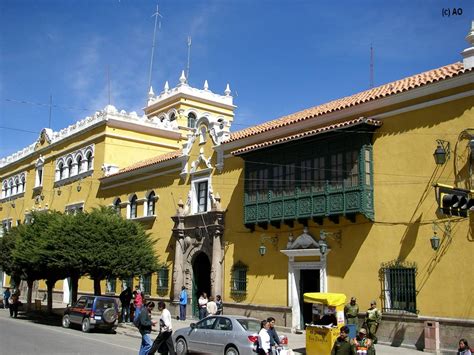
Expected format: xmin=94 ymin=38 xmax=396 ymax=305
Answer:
xmin=380 ymin=260 xmax=417 ymax=314
xmin=157 ymin=267 xmax=169 ymax=295
xmin=230 ymin=261 xmax=248 ymax=297
xmin=106 ymin=277 xmax=116 ymax=294
xmin=197 ymin=181 xmax=208 ymax=213
xmin=142 ymin=274 xmax=151 ymax=295
xmin=121 ymin=277 xmax=133 ymax=291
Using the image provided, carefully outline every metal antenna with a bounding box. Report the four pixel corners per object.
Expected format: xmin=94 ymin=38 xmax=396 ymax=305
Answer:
xmin=107 ymin=65 xmax=111 ymax=105
xmin=148 ymin=4 xmax=163 ymax=90
xmin=186 ymin=36 xmax=192 ymax=81
xmin=370 ymin=43 xmax=374 ymax=88
xmin=48 ymin=94 xmax=52 ymax=128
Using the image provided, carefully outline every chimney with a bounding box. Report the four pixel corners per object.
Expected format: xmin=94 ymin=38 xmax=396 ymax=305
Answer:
xmin=461 ymin=20 xmax=474 ymax=70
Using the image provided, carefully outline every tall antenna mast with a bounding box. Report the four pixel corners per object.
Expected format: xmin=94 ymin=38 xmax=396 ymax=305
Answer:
xmin=148 ymin=4 xmax=163 ymax=90
xmin=48 ymin=94 xmax=52 ymax=128
xmin=186 ymin=36 xmax=192 ymax=81
xmin=370 ymin=43 xmax=374 ymax=89
xmin=107 ymin=65 xmax=111 ymax=105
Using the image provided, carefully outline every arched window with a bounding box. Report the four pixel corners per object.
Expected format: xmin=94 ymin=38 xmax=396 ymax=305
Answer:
xmin=59 ymin=162 xmax=65 ymax=180
xmin=13 ymin=177 xmax=19 ymax=195
xmin=66 ymin=159 xmax=73 ymax=178
xmin=1 ymin=182 xmax=7 ymax=198
xmin=20 ymin=175 xmax=26 ymax=194
xmin=147 ymin=191 xmax=156 ymax=216
xmin=86 ymin=151 xmax=93 ymax=171
xmin=76 ymin=155 xmax=83 ymax=174
xmin=200 ymin=126 xmax=207 ymax=144
xmin=129 ymin=195 xmax=138 ymax=219
xmin=169 ymin=112 xmax=176 ymax=121
xmin=114 ymin=198 xmax=121 ymax=214
xmin=187 ymin=113 xmax=196 ymax=128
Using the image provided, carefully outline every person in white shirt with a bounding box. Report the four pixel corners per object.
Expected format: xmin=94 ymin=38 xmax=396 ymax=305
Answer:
xmin=149 ymin=301 xmax=176 ymax=355
xmin=198 ymin=292 xmax=208 ymax=319
xmin=258 ymin=319 xmax=271 ymax=354
xmin=206 ymin=296 xmax=218 ymax=316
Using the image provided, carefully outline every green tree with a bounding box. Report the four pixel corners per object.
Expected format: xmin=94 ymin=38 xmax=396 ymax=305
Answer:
xmin=79 ymin=206 xmax=159 ymax=295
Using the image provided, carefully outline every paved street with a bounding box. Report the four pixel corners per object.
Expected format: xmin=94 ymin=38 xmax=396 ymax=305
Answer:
xmin=0 ymin=303 xmax=429 ymax=355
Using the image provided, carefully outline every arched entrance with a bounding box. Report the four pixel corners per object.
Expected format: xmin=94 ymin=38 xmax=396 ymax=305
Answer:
xmin=192 ymin=252 xmax=211 ymax=317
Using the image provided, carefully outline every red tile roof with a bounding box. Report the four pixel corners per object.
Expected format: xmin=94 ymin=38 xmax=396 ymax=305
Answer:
xmin=102 ymin=149 xmax=182 ymax=179
xmin=225 ymin=62 xmax=470 ymax=143
xmin=232 ymin=117 xmax=382 ymax=155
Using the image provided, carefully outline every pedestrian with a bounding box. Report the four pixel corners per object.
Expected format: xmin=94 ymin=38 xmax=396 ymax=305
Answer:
xmin=352 ymin=328 xmax=375 ymax=355
xmin=258 ymin=319 xmax=271 ymax=355
xmin=198 ymin=292 xmax=208 ymax=320
xmin=364 ymin=300 xmax=381 ymax=344
xmin=179 ymin=286 xmax=188 ymax=321
xmin=149 ymin=301 xmax=176 ymax=355
xmin=267 ymin=316 xmax=281 ymax=352
xmin=216 ymin=294 xmax=223 ymax=315
xmin=138 ymin=301 xmax=157 ymax=355
xmin=3 ymin=287 xmax=10 ymax=310
xmin=344 ymin=297 xmax=359 ymax=329
xmin=9 ymin=287 xmax=21 ymax=318
xmin=331 ymin=325 xmax=355 ymax=355
xmin=207 ymin=296 xmax=218 ymax=316
xmin=458 ymin=339 xmax=472 ymax=355
xmin=119 ymin=286 xmax=133 ymax=323
xmin=133 ymin=286 xmax=143 ymax=323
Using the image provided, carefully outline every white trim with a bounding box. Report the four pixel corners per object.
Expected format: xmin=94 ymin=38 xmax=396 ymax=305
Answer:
xmin=191 ymin=175 xmax=211 ymax=214
xmin=101 ymin=167 xmax=182 ymax=190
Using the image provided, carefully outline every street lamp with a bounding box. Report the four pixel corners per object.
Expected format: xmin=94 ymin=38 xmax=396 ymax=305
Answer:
xmin=319 ymin=230 xmax=342 ymax=255
xmin=259 ymin=235 xmax=278 ymax=256
xmin=433 ymin=140 xmax=450 ymax=165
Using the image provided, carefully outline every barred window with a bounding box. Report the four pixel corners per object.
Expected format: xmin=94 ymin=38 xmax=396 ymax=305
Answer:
xmin=106 ymin=277 xmax=116 ymax=294
xmin=121 ymin=277 xmax=133 ymax=291
xmin=380 ymin=261 xmax=417 ymax=314
xmin=142 ymin=274 xmax=151 ymax=295
xmin=231 ymin=261 xmax=248 ymax=298
xmin=157 ymin=267 xmax=169 ymax=295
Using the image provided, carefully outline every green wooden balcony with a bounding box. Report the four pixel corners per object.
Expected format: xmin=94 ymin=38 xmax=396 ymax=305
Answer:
xmin=244 ymin=182 xmax=374 ymax=226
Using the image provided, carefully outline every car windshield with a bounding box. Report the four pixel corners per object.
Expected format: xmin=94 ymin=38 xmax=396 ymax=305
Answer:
xmin=236 ymin=319 xmax=261 ymax=332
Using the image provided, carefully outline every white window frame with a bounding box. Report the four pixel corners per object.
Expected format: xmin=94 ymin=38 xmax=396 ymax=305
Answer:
xmin=191 ymin=176 xmax=211 ymax=214
xmin=65 ymin=202 xmax=84 ymax=215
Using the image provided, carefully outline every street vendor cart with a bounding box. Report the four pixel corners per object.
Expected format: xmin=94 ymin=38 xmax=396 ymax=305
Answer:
xmin=304 ymin=292 xmax=347 ymax=355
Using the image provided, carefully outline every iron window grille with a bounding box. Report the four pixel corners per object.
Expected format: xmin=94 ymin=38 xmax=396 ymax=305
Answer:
xmin=142 ymin=274 xmax=151 ymax=295
xmin=230 ymin=261 xmax=248 ymax=299
xmin=380 ymin=260 xmax=418 ymax=314
xmin=157 ymin=267 xmax=169 ymax=296
xmin=197 ymin=181 xmax=208 ymax=213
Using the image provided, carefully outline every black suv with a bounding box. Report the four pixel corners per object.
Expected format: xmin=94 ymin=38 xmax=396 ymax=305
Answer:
xmin=62 ymin=296 xmax=119 ymax=333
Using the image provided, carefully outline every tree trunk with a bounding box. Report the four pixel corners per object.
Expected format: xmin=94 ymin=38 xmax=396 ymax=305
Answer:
xmin=46 ymin=279 xmax=56 ymax=314
xmin=26 ymin=279 xmax=34 ymax=311
xmin=93 ymin=278 xmax=101 ymax=295
xmin=71 ymin=274 xmax=79 ymax=304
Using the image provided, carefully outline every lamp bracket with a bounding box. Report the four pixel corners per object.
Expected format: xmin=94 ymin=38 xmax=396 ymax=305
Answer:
xmin=432 ymin=220 xmax=451 ymax=238
xmin=260 ymin=234 xmax=279 ymax=248
xmin=436 ymin=139 xmax=451 ymax=160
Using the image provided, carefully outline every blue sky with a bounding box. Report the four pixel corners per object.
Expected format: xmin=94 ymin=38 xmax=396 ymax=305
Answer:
xmin=0 ymin=0 xmax=471 ymax=159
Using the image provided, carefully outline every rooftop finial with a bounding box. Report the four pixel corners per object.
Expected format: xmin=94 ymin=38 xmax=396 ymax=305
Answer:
xmin=179 ymin=70 xmax=187 ymax=85
xmin=224 ymin=83 xmax=231 ymax=96
xmin=164 ymin=81 xmax=169 ymax=93
xmin=204 ymin=80 xmax=209 ymax=91
xmin=461 ymin=20 xmax=474 ymax=70
xmin=148 ymin=86 xmax=155 ymax=98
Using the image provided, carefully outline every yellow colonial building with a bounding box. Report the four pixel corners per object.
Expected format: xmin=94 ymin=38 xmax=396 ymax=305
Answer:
xmin=2 ymin=23 xmax=474 ymax=351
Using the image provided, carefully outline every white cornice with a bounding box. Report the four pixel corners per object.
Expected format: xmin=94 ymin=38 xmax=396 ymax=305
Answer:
xmin=221 ymin=72 xmax=474 ymax=153
xmin=101 ymin=166 xmax=183 ymax=190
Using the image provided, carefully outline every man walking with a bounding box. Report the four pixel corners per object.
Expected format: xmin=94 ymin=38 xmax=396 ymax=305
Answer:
xmin=149 ymin=301 xmax=176 ymax=355
xmin=344 ymin=297 xmax=359 ymax=329
xmin=267 ymin=317 xmax=281 ymax=353
xmin=3 ymin=287 xmax=10 ymax=310
xmin=179 ymin=286 xmax=187 ymax=321
xmin=119 ymin=286 xmax=132 ymax=323
xmin=138 ymin=301 xmax=157 ymax=355
xmin=364 ymin=300 xmax=382 ymax=344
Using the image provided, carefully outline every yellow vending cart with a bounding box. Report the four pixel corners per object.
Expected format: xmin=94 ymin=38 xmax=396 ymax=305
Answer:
xmin=304 ymin=292 xmax=347 ymax=355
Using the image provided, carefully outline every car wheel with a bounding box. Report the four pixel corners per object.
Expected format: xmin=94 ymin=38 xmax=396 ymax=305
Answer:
xmin=225 ymin=346 xmax=239 ymax=355
xmin=62 ymin=315 xmax=71 ymax=328
xmin=175 ymin=337 xmax=188 ymax=355
xmin=82 ymin=318 xmax=91 ymax=333
xmin=102 ymin=308 xmax=117 ymax=324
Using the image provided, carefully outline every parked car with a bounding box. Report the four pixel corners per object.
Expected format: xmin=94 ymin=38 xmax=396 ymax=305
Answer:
xmin=62 ymin=295 xmax=119 ymax=333
xmin=173 ymin=315 xmax=262 ymax=355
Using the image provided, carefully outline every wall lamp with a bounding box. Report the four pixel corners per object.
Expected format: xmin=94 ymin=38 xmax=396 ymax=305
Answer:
xmin=433 ymin=139 xmax=450 ymax=165
xmin=259 ymin=235 xmax=279 ymax=256
xmin=319 ymin=230 xmax=342 ymax=255
xmin=431 ymin=221 xmax=451 ymax=251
